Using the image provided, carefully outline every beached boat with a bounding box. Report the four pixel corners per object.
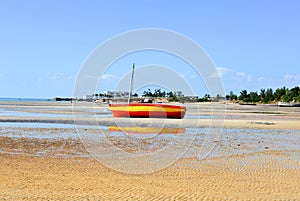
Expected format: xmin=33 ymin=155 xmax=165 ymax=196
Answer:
xmin=278 ymin=102 xmax=300 ymax=107
xmin=109 ymin=103 xmax=186 ymax=118
xmin=109 ymin=64 xmax=186 ymax=119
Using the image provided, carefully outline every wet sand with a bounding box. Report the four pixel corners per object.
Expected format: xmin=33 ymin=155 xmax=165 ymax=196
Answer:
xmin=1 ymin=101 xmax=300 ymax=129
xmin=1 ymin=101 xmax=300 ymax=200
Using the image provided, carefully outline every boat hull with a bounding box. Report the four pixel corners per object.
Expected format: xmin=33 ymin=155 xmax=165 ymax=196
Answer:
xmin=278 ymin=102 xmax=300 ymax=107
xmin=109 ymin=103 xmax=186 ymax=119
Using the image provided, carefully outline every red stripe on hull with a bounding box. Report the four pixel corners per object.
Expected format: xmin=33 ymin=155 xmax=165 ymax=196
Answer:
xmin=111 ymin=110 xmax=185 ymax=119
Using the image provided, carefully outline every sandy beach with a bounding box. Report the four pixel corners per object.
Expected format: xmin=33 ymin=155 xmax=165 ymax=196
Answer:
xmin=1 ymin=101 xmax=300 ymax=129
xmin=1 ymin=101 xmax=300 ymax=200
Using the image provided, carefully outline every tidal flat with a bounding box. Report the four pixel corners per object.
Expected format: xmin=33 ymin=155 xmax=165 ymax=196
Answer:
xmin=0 ymin=101 xmax=300 ymax=200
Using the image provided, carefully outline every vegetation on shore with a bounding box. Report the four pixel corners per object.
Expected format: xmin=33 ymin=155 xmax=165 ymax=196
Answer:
xmin=142 ymin=86 xmax=300 ymax=104
xmin=70 ymin=86 xmax=299 ymax=104
xmin=142 ymin=89 xmax=184 ymax=102
xmin=228 ymin=86 xmax=300 ymax=104
xmin=142 ymin=89 xmax=211 ymax=103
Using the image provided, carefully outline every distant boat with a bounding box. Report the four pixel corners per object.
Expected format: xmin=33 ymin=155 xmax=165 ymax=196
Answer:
xmin=238 ymin=102 xmax=256 ymax=106
xmin=278 ymin=102 xmax=300 ymax=107
xmin=109 ymin=64 xmax=186 ymax=119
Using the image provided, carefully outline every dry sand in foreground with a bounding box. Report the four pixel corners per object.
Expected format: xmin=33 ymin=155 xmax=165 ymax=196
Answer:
xmin=1 ymin=151 xmax=300 ymax=200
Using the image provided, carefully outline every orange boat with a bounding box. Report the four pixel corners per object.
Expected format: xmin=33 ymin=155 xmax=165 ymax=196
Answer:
xmin=109 ymin=63 xmax=186 ymax=119
xmin=109 ymin=103 xmax=186 ymax=119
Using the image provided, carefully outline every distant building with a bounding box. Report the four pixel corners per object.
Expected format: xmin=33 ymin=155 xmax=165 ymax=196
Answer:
xmin=83 ymin=95 xmax=92 ymax=100
xmin=82 ymin=91 xmax=131 ymax=101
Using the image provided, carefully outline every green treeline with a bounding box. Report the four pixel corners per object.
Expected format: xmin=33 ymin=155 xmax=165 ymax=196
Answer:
xmin=142 ymin=86 xmax=300 ymax=104
xmin=142 ymin=88 xmax=183 ymax=102
xmin=142 ymin=89 xmax=210 ymax=103
xmin=226 ymin=86 xmax=300 ymax=103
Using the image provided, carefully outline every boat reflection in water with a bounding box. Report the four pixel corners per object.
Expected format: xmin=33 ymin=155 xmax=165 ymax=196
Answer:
xmin=109 ymin=126 xmax=185 ymax=135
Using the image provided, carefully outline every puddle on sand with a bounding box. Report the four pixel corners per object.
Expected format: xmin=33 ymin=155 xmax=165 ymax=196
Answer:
xmin=0 ymin=123 xmax=77 ymax=139
xmin=0 ymin=108 xmax=112 ymax=118
xmin=1 ymin=122 xmax=300 ymax=160
xmin=184 ymin=114 xmax=222 ymax=119
xmin=0 ymin=122 xmax=76 ymax=129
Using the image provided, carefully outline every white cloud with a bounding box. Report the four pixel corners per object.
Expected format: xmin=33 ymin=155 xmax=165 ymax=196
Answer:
xmin=37 ymin=77 xmax=43 ymax=82
xmin=235 ymin=72 xmax=252 ymax=82
xmin=216 ymin=67 xmax=252 ymax=82
xmin=48 ymin=73 xmax=73 ymax=81
xmin=190 ymin=74 xmax=197 ymax=79
xmin=100 ymin=74 xmax=117 ymax=80
xmin=178 ymin=74 xmax=185 ymax=79
xmin=257 ymin=76 xmax=273 ymax=83
xmin=210 ymin=68 xmax=299 ymax=94
xmin=37 ymin=73 xmax=74 ymax=82
xmin=80 ymin=74 xmax=117 ymax=83
xmin=284 ymin=74 xmax=300 ymax=82
xmin=209 ymin=67 xmax=225 ymax=78
xmin=215 ymin=67 xmax=229 ymax=78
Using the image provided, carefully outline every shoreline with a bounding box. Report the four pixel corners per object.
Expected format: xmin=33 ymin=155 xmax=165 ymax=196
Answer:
xmin=1 ymin=116 xmax=300 ymax=130
xmin=1 ymin=101 xmax=300 ymax=129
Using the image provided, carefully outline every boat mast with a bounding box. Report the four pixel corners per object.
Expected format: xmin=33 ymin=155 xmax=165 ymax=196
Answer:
xmin=128 ymin=63 xmax=135 ymax=104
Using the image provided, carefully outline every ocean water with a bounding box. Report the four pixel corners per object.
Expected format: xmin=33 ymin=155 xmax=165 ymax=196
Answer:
xmin=0 ymin=97 xmax=52 ymax=102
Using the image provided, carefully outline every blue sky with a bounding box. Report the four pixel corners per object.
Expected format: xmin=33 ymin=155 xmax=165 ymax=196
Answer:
xmin=0 ymin=0 xmax=299 ymax=98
